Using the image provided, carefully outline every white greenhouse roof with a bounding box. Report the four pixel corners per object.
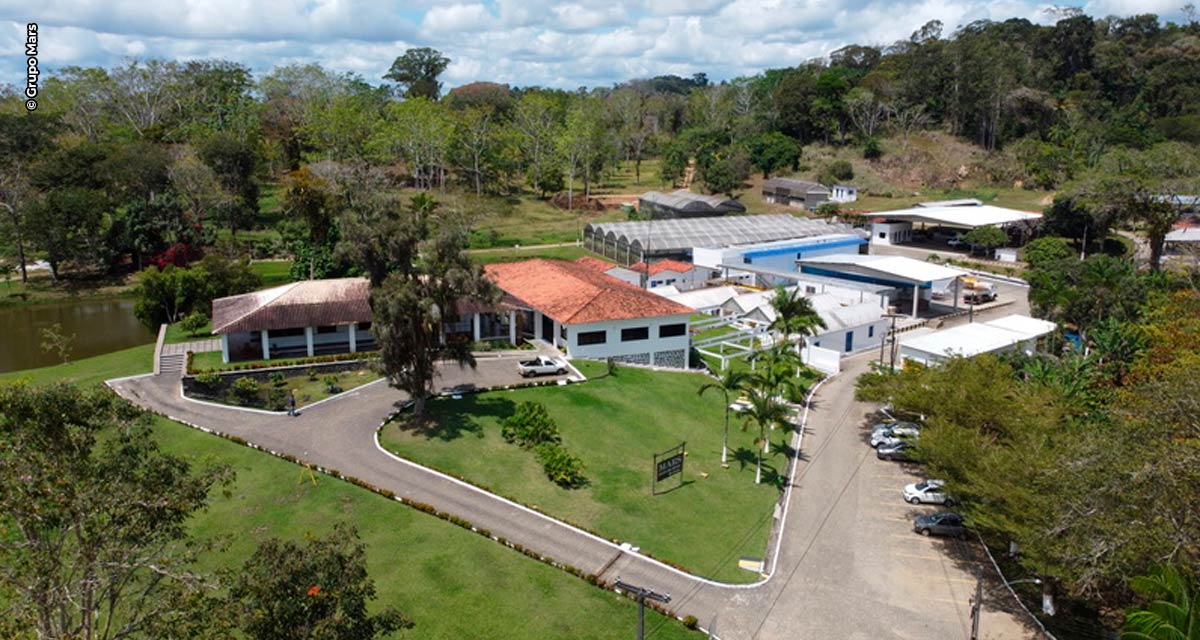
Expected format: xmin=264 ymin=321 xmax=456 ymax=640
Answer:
xmin=900 ymin=314 xmax=1056 ymax=359
xmin=1166 ymin=227 xmax=1200 ymax=243
xmin=879 ymin=204 xmax=1041 ymax=228
xmin=659 ymin=285 xmax=742 ymax=310
xmin=798 ymin=254 xmax=967 ymax=285
xmin=585 ymin=215 xmax=855 ymax=253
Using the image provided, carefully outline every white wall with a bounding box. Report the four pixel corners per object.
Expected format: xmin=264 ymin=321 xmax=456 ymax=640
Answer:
xmin=870 ymin=221 xmax=913 ymax=245
xmin=809 ymin=319 xmax=889 ymax=355
xmin=604 ymin=266 xmax=642 ymax=287
xmin=647 ymin=269 xmax=706 ymax=291
xmin=692 ymin=246 xmax=738 ymax=271
xmin=565 ymin=314 xmax=692 ymax=367
xmin=801 ymin=345 xmax=841 ymax=374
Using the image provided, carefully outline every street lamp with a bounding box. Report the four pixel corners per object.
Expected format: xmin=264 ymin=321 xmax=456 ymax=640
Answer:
xmin=614 ymin=578 xmax=671 ymax=640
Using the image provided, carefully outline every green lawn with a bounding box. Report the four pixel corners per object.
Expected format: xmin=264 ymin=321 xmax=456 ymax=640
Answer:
xmin=471 ymin=245 xmax=591 ymax=265
xmin=0 ymin=343 xmax=154 ymax=387
xmin=159 ymin=416 xmax=698 ymax=639
xmin=164 ymin=320 xmax=214 ymax=344
xmin=250 ymin=260 xmax=294 ymax=287
xmin=380 ymin=360 xmax=789 ymax=583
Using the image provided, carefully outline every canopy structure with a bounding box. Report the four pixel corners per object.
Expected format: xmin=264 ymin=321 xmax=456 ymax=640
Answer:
xmin=899 ymin=314 xmax=1057 ymax=365
xmin=638 ymin=190 xmax=746 ymax=218
xmin=876 ymin=203 xmax=1042 ymax=229
xmin=584 ymin=214 xmax=854 ymax=265
xmin=798 ymin=254 xmax=968 ymax=318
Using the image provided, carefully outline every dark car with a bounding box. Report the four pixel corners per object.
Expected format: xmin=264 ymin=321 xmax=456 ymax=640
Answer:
xmin=914 ymin=512 xmax=966 ymax=538
xmin=876 ymin=440 xmax=913 ymax=461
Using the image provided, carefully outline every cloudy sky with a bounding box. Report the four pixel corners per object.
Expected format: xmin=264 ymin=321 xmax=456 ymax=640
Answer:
xmin=0 ymin=0 xmax=1187 ymax=89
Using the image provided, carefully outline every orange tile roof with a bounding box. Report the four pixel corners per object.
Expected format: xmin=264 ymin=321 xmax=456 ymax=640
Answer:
xmin=573 ymin=255 xmax=619 ymax=273
xmin=484 ymin=259 xmax=695 ymax=324
xmin=628 ymin=259 xmax=696 ymax=276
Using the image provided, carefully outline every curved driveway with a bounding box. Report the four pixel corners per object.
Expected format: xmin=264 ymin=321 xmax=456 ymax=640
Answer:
xmin=110 ymin=349 xmax=1035 ymax=639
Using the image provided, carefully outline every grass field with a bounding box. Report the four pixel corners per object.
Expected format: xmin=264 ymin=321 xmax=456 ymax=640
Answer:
xmin=381 ymin=360 xmax=789 ymax=583
xmin=0 ymin=271 xmax=136 ymax=308
xmin=164 ymin=320 xmax=214 ymax=344
xmin=249 ymin=259 xmax=294 ymax=287
xmin=191 ymin=367 xmax=382 ymax=410
xmin=1 ymin=346 xmax=701 ymax=639
xmin=470 ymin=245 xmax=591 ymax=265
xmin=0 ymin=343 xmax=154 ymax=387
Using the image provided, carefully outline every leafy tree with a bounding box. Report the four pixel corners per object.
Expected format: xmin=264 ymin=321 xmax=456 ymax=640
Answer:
xmin=1022 ymin=236 xmax=1075 ymax=268
xmin=280 ymin=166 xmax=337 ymax=279
xmin=383 ymin=47 xmax=450 ymax=100
xmin=39 ymin=322 xmax=75 ymax=364
xmin=371 ymin=98 xmax=453 ymax=191
xmin=29 ymin=187 xmax=110 ymax=279
xmin=225 ymin=525 xmax=411 ymax=639
xmin=1121 ymin=565 xmax=1199 ymax=640
xmin=1028 ymin=254 xmax=1154 ymax=335
xmin=198 ymin=132 xmax=260 ymax=234
xmin=769 ymin=286 xmax=827 ymax=352
xmin=745 ymin=131 xmax=801 ymax=178
xmin=339 ymin=195 xmax=496 ymax=416
xmin=963 ymin=226 xmax=1009 ymax=256
xmin=700 ymin=147 xmax=749 ymax=197
xmin=740 ymin=386 xmax=790 ymax=485
xmin=0 ymin=383 xmax=227 ymax=639
xmin=133 ymin=257 xmax=260 ymax=329
xmin=513 ymin=92 xmax=564 ymax=197
xmin=180 ymin=311 xmax=208 ymax=336
xmin=697 ymin=369 xmax=752 ymax=465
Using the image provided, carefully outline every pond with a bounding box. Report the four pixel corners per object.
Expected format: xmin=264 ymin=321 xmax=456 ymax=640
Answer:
xmin=0 ymin=298 xmax=155 ymax=373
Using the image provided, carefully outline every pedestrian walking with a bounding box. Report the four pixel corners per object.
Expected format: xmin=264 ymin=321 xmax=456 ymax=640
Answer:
xmin=287 ymin=390 xmax=297 ymax=417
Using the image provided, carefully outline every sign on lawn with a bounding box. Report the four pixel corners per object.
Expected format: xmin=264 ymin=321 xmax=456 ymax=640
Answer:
xmin=652 ymin=442 xmax=686 ymax=495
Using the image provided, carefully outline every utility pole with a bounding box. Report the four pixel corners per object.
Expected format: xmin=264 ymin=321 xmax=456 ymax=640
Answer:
xmin=969 ymin=579 xmax=983 ymax=640
xmin=614 ymin=578 xmax=671 ymax=640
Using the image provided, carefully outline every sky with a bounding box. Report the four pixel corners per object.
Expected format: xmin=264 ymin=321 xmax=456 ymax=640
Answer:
xmin=0 ymin=0 xmax=1189 ymax=90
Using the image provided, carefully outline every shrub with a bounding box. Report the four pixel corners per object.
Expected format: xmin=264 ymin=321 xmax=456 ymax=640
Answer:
xmin=534 ymin=442 xmax=587 ymax=488
xmin=322 ymin=374 xmax=341 ymax=394
xmin=501 ymin=401 xmax=560 ymax=448
xmin=306 ymin=368 xmax=318 ymax=381
xmin=863 ymin=136 xmax=883 ymax=160
xmin=815 ymin=202 xmax=840 ymax=218
xmin=194 ymin=372 xmax=222 ymax=391
xmin=682 ymin=615 xmax=699 ymax=630
xmin=179 ymin=312 xmax=208 ymax=337
xmin=231 ymin=376 xmax=260 ymax=403
xmin=266 ymin=388 xmax=288 ymax=411
xmin=268 ymin=371 xmax=286 ymax=387
xmin=819 ymin=159 xmax=854 ymax=185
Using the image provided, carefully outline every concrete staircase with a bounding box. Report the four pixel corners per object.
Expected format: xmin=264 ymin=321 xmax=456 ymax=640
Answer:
xmin=159 ymin=353 xmax=185 ymax=377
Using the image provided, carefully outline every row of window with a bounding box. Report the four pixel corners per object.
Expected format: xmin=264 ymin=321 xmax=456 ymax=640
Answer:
xmin=576 ymin=323 xmax=687 ymax=346
xmin=254 ymin=322 xmax=371 ymax=339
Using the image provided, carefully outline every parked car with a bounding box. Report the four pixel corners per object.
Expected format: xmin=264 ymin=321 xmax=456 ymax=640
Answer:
xmin=870 ymin=421 xmax=922 ymax=448
xmin=963 ymin=286 xmax=998 ymax=305
xmin=913 ymin=512 xmax=966 ymax=538
xmin=516 ymin=356 xmax=567 ymax=377
xmin=947 ymin=235 xmax=968 ymax=248
xmin=903 ymin=479 xmax=953 ymax=505
xmin=876 ymin=440 xmax=913 ymax=461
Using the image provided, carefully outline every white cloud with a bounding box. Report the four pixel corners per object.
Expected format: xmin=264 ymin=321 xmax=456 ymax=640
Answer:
xmin=0 ymin=0 xmax=1186 ymax=91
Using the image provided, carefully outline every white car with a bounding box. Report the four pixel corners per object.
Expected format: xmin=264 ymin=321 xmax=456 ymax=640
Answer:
xmin=903 ymin=479 xmax=953 ymax=506
xmin=516 ymin=356 xmax=567 ymax=377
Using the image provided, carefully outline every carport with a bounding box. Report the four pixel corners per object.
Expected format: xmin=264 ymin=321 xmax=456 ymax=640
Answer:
xmin=797 ymin=254 xmax=968 ymax=318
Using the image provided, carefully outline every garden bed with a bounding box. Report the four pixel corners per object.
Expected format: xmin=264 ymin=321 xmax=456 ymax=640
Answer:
xmin=183 ymin=363 xmax=382 ymax=411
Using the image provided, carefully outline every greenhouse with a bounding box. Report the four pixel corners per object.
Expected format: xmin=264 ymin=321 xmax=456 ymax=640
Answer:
xmin=584 ymin=214 xmax=855 ymax=265
xmin=637 ymin=189 xmax=747 ymax=218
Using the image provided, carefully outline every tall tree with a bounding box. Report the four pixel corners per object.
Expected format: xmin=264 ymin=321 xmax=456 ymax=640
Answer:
xmin=339 ymin=195 xmax=496 ymax=416
xmin=513 ymin=92 xmax=563 ymax=197
xmin=225 ymin=525 xmax=411 ymax=639
xmin=383 ymin=47 xmax=450 ymax=100
xmin=1121 ymin=565 xmax=1199 ymax=640
xmin=0 ymin=383 xmax=227 ymax=639
xmin=697 ymin=369 xmax=751 ymax=465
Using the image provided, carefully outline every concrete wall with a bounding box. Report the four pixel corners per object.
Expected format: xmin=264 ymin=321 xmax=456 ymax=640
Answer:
xmin=870 ymin=221 xmax=914 ymax=245
xmin=809 ymin=319 xmax=889 ymax=355
xmin=647 ymin=269 xmax=706 ymax=291
xmin=564 ymin=313 xmax=692 ymax=368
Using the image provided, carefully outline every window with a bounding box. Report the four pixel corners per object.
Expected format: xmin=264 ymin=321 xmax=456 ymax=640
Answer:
xmin=743 ymin=256 xmax=752 ymax=264
xmin=577 ymin=330 xmax=607 ymax=345
xmin=272 ymin=327 xmax=305 ymax=338
xmin=796 ymin=252 xmax=803 ymax=259
xmin=805 ymin=285 xmax=817 ymax=294
xmin=317 ymin=325 xmax=338 ymax=334
xmin=621 ymin=327 xmax=649 ymax=342
xmin=356 ymin=322 xmax=372 ymax=331
xmin=658 ymin=323 xmax=686 ymax=338
xmin=878 ymin=232 xmax=886 ymax=239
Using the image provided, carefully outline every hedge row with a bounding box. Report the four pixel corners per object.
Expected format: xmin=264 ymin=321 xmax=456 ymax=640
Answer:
xmin=186 ymin=350 xmax=379 ymax=375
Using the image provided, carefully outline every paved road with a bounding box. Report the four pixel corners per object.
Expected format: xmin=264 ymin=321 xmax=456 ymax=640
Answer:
xmin=111 ymin=316 xmax=1036 ymax=639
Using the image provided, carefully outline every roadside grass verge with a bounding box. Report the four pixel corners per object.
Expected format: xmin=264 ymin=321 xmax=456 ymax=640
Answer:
xmin=0 ymin=343 xmax=154 ymax=387
xmin=381 ymin=361 xmax=791 ymax=583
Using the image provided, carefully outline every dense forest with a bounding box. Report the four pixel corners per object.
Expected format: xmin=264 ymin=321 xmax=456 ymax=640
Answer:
xmin=2 ymin=11 xmax=1199 ymax=284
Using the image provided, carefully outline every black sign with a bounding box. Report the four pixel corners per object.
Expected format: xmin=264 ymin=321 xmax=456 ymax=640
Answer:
xmin=652 ymin=442 xmax=686 ymax=494
xmin=656 ymin=454 xmax=684 ymax=482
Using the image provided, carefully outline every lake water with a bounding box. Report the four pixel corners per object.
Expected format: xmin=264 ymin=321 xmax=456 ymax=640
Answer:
xmin=0 ymin=298 xmax=155 ymax=373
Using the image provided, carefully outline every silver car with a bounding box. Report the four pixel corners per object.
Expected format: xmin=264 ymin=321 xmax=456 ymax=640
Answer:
xmin=902 ymin=479 xmax=953 ymax=506
xmin=870 ymin=422 xmax=921 ymax=448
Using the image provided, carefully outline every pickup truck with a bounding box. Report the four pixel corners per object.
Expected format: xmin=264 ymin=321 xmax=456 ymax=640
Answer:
xmin=516 ymin=356 xmax=567 ymax=377
xmin=963 ymin=286 xmax=998 ymax=305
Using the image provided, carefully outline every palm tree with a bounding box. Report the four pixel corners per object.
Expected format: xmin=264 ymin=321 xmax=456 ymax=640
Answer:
xmin=741 ymin=390 xmax=790 ymax=485
xmin=697 ymin=369 xmax=751 ymax=465
xmin=768 ymin=286 xmax=826 ymax=373
xmin=1122 ymin=565 xmax=1199 ymax=640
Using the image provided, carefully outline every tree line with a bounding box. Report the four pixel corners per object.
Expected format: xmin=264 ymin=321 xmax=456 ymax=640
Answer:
xmin=3 ymin=11 xmax=1200 ymax=284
